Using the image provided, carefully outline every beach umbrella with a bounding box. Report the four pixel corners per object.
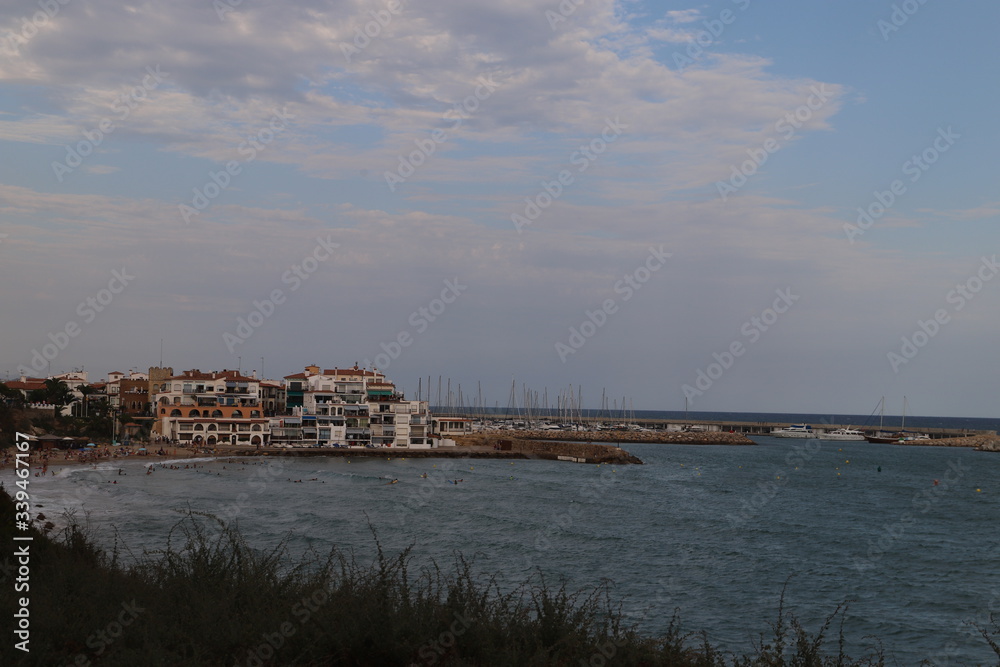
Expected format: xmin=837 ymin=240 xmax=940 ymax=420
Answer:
xmin=86 ymin=443 xmax=97 ymax=448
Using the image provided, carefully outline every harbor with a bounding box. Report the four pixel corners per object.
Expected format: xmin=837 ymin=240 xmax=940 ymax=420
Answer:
xmin=435 ymin=413 xmax=997 ymax=440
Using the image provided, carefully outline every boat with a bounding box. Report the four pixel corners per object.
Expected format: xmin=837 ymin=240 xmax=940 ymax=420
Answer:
xmin=818 ymin=428 xmax=866 ymax=441
xmin=771 ymin=424 xmax=817 ymax=438
xmin=864 ymin=397 xmax=931 ymax=443
xmin=865 ymin=432 xmax=904 ymax=444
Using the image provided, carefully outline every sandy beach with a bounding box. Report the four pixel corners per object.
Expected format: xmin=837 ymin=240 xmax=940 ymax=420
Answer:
xmin=1 ymin=444 xmax=210 ymax=472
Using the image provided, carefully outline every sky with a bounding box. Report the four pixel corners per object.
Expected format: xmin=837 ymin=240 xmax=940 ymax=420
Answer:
xmin=0 ymin=0 xmax=998 ymax=418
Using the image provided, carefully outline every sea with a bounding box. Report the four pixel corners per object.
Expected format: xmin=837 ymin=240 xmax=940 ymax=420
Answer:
xmin=8 ymin=410 xmax=1000 ymax=665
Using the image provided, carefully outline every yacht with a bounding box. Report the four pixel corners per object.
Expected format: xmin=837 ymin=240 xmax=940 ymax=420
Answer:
xmin=770 ymin=424 xmax=817 ymax=438
xmin=818 ymin=428 xmax=866 ymax=441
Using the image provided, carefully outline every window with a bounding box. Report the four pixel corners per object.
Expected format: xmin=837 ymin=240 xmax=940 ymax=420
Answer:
xmin=188 ymin=409 xmax=200 ymax=417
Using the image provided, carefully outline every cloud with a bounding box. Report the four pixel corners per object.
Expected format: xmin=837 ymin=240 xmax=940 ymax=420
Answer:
xmin=664 ymin=9 xmax=702 ymax=24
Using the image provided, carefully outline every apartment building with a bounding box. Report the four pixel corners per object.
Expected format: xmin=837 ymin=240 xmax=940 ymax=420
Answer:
xmin=273 ymin=365 xmax=431 ymax=448
xmin=152 ymin=369 xmax=270 ymax=446
xmin=105 ymin=371 xmax=150 ymax=415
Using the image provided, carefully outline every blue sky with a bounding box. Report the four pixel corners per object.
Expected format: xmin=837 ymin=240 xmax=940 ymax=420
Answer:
xmin=1 ymin=0 xmax=997 ymax=417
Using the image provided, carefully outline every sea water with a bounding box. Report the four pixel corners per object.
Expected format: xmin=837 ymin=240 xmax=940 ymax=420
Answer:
xmin=10 ymin=438 xmax=1000 ymax=665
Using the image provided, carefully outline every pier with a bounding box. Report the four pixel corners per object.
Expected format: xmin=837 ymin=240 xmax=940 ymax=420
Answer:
xmin=432 ymin=413 xmax=995 ymax=440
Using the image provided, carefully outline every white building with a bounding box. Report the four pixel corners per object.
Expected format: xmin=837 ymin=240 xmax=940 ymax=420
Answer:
xmin=275 ymin=365 xmax=431 ymax=447
xmin=152 ymin=369 xmax=270 ymax=446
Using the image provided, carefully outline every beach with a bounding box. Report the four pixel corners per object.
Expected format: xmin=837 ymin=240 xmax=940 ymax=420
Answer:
xmin=0 ymin=443 xmax=208 ymax=473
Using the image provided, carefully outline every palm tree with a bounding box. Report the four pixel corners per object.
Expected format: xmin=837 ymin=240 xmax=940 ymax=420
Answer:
xmin=0 ymin=382 xmax=22 ymax=405
xmin=77 ymin=384 xmax=98 ymax=418
xmin=42 ymin=379 xmax=74 ymax=408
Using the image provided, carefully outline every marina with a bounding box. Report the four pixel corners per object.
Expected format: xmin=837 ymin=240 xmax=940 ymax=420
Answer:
xmin=433 ymin=412 xmax=996 ymax=441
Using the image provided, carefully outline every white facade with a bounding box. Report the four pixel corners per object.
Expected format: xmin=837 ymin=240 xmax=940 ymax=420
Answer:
xmin=277 ymin=366 xmax=431 ymax=447
xmin=151 ymin=369 xmax=270 ymax=446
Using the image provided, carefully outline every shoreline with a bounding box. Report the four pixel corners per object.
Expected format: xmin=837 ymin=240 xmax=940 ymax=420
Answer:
xmin=215 ymin=440 xmax=643 ymax=465
xmin=0 ymin=445 xmax=211 ymax=473
xmin=4 ymin=440 xmax=643 ymax=468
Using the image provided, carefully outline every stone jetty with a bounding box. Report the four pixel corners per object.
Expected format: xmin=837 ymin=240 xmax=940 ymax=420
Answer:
xmin=465 ymin=429 xmax=754 ymax=446
xmin=889 ymin=433 xmax=1000 ymax=451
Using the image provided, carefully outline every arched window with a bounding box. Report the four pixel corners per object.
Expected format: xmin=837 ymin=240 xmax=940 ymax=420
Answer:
xmin=170 ymin=409 xmax=182 ymax=417
xmin=250 ymin=410 xmax=261 ymax=418
xmin=212 ymin=410 xmax=223 ymax=418
xmin=251 ymin=424 xmax=262 ymax=431
xmin=207 ymin=423 xmax=217 ymax=431
xmin=194 ymin=424 xmax=204 ymax=431
xmin=189 ymin=409 xmax=200 ymax=417
xmin=231 ymin=410 xmax=243 ymax=418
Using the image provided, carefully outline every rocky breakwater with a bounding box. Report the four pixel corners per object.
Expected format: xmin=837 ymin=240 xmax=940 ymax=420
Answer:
xmin=900 ymin=433 xmax=1000 ymax=451
xmin=454 ymin=433 xmax=643 ymax=464
xmin=486 ymin=429 xmax=755 ymax=446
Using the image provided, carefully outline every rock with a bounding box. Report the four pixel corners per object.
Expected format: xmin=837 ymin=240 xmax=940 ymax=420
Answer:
xmin=466 ymin=429 xmax=754 ymax=447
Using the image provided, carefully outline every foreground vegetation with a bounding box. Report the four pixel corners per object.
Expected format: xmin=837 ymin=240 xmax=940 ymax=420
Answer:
xmin=0 ymin=488 xmax=997 ymax=666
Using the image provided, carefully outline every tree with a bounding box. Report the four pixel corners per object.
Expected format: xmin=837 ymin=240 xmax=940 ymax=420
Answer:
xmin=0 ymin=382 xmax=23 ymax=406
xmin=77 ymin=384 xmax=98 ymax=418
xmin=43 ymin=379 xmax=75 ymax=407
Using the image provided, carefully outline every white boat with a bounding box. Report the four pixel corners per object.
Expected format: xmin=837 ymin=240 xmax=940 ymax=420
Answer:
xmin=818 ymin=428 xmax=866 ymax=441
xmin=771 ymin=424 xmax=817 ymax=438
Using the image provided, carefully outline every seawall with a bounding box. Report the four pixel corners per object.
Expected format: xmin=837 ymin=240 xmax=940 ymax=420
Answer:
xmin=467 ymin=429 xmax=755 ymax=446
xmin=886 ymin=433 xmax=1000 ymax=451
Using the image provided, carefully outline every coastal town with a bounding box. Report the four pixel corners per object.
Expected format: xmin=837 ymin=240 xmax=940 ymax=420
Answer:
xmin=0 ymin=364 xmax=474 ymax=450
xmin=2 ymin=365 xmax=997 ymax=459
